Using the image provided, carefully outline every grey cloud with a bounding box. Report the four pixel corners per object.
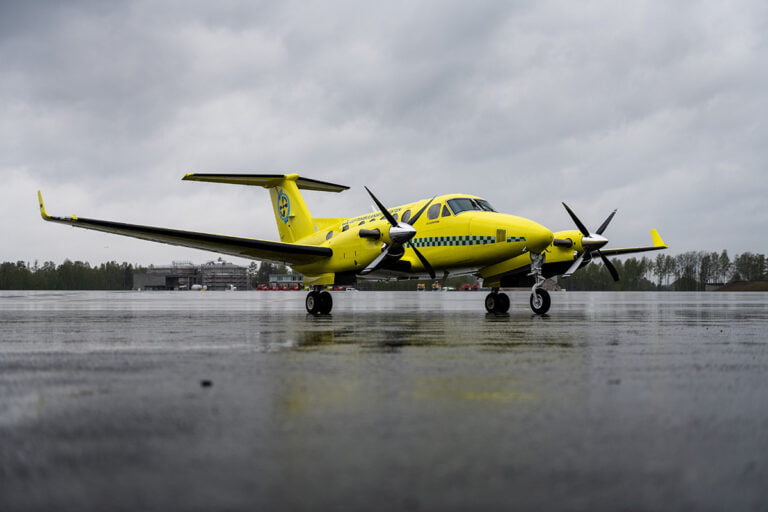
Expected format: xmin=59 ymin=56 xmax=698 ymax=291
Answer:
xmin=2 ymin=0 xmax=768 ymax=264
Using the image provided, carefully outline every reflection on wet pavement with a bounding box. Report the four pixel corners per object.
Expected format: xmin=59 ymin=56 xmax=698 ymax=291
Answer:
xmin=1 ymin=291 xmax=767 ymax=511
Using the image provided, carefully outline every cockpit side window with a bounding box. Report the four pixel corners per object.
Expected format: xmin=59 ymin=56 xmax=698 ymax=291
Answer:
xmin=476 ymin=199 xmax=497 ymax=212
xmin=441 ymin=205 xmax=452 ymax=217
xmin=446 ymin=197 xmax=496 ymax=215
xmin=447 ymin=198 xmax=475 ymax=214
xmin=427 ymin=203 xmax=441 ymax=220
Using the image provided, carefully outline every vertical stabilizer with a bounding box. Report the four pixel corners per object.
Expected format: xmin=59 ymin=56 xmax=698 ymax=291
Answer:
xmin=182 ymin=173 xmax=349 ymax=243
xmin=268 ymin=174 xmax=316 ymax=243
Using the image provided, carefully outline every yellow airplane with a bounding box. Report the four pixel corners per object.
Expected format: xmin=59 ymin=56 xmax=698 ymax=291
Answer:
xmin=37 ymin=173 xmax=667 ymax=315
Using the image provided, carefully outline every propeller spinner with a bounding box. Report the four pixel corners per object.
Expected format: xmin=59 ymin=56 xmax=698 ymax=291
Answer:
xmin=561 ymin=203 xmax=620 ymax=281
xmin=359 ymin=187 xmax=436 ymax=279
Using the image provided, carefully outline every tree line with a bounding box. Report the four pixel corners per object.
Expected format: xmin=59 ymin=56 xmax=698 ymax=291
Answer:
xmin=1 ymin=250 xmax=765 ymax=291
xmin=0 ymin=260 xmax=135 ymax=290
xmin=565 ymin=251 xmax=766 ymax=291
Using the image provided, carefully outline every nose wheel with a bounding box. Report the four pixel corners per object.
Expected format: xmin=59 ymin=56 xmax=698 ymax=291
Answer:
xmin=530 ymin=288 xmax=550 ymax=315
xmin=306 ymin=288 xmax=333 ymax=315
xmin=528 ymin=252 xmax=551 ymax=315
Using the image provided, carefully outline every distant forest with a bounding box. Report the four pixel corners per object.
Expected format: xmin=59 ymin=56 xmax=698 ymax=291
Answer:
xmin=0 ymin=261 xmax=135 ymax=290
xmin=0 ymin=251 xmax=766 ymax=291
xmin=564 ymin=251 xmax=766 ymax=291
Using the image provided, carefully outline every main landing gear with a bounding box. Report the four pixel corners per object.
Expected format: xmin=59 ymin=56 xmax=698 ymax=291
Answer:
xmin=485 ymin=289 xmax=510 ymax=314
xmin=306 ymin=287 xmax=333 ymax=315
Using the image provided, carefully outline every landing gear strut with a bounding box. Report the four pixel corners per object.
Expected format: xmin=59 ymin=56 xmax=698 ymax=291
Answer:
xmin=528 ymin=252 xmax=550 ymax=315
xmin=485 ymin=288 xmax=510 ymax=314
xmin=306 ymin=287 xmax=333 ymax=315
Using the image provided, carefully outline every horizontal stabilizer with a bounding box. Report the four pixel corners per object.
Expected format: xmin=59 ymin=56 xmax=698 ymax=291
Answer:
xmin=183 ymin=173 xmax=349 ymax=192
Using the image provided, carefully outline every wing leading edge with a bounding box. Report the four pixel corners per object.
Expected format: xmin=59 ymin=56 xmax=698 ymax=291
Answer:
xmin=598 ymin=229 xmax=668 ymax=256
xmin=37 ymin=192 xmax=332 ymax=265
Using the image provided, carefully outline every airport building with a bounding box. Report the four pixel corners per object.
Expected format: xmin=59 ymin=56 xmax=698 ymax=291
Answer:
xmin=133 ymin=261 xmax=249 ymax=291
xmin=200 ymin=261 xmax=249 ymax=290
xmin=269 ymin=273 xmax=304 ymax=286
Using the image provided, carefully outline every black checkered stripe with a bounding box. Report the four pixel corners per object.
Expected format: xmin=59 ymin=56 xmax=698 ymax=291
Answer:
xmin=410 ymin=235 xmax=526 ymax=247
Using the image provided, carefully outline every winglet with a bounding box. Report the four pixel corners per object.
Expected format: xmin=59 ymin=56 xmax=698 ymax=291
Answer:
xmin=37 ymin=191 xmax=52 ymax=220
xmin=650 ymin=229 xmax=667 ymax=248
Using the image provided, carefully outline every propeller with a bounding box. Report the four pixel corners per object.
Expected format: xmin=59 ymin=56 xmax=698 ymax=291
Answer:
xmin=561 ymin=203 xmax=619 ymax=281
xmin=359 ymin=187 xmax=436 ymax=279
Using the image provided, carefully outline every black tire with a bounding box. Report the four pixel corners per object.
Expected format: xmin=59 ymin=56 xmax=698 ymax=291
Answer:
xmin=305 ymin=291 xmax=320 ymax=314
xmin=530 ymin=288 xmax=551 ymax=315
xmin=496 ymin=292 xmax=510 ymax=313
xmin=484 ymin=293 xmax=497 ymax=313
xmin=318 ymin=291 xmax=333 ymax=315
xmin=485 ymin=292 xmax=510 ymax=314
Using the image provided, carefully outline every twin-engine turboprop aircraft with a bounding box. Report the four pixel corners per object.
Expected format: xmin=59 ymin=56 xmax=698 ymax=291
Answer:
xmin=38 ymin=173 xmax=667 ymax=314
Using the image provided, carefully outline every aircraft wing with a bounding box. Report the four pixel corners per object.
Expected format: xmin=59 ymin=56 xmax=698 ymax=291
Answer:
xmin=598 ymin=229 xmax=668 ymax=256
xmin=37 ymin=192 xmax=331 ymax=265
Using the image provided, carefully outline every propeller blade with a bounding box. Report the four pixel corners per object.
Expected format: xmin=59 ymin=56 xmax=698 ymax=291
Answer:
xmin=364 ymin=186 xmax=398 ymax=227
xmin=407 ymin=197 xmax=436 ymax=226
xmin=409 ymin=243 xmax=436 ymax=279
xmin=597 ymin=251 xmax=620 ymax=281
xmin=360 ymin=246 xmax=391 ymax=275
xmin=596 ymin=209 xmax=617 ymax=235
xmin=562 ymin=202 xmax=591 ymax=237
xmin=563 ymin=253 xmax=585 ymax=277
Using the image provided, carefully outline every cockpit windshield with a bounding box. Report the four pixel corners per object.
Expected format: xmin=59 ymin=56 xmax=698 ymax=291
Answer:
xmin=447 ymin=197 xmax=497 ymax=215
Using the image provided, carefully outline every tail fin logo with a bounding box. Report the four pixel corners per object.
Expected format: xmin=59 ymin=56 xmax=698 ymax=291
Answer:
xmin=277 ymin=189 xmax=290 ymax=223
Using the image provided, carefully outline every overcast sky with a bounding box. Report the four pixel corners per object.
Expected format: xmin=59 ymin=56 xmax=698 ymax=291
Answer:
xmin=2 ymin=0 xmax=767 ymax=267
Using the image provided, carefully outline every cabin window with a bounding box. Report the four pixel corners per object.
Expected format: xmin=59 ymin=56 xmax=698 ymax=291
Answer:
xmin=358 ymin=220 xmax=366 ymax=225
xmin=401 ymin=210 xmax=412 ymax=224
xmin=326 ymin=231 xmax=333 ymax=240
xmin=342 ymin=225 xmax=349 ymax=232
xmin=427 ymin=203 xmax=441 ymax=220
xmin=441 ymin=205 xmax=452 ymax=217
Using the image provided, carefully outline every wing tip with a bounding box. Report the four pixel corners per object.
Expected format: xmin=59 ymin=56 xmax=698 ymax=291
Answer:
xmin=37 ymin=190 xmax=52 ymax=220
xmin=650 ymin=229 xmax=668 ymax=248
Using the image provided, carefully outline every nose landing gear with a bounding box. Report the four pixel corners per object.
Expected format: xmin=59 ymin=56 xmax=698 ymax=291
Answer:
xmin=528 ymin=252 xmax=550 ymax=315
xmin=530 ymin=288 xmax=551 ymax=315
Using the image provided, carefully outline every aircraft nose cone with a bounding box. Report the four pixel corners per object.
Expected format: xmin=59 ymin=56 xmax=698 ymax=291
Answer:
xmin=526 ymin=222 xmax=554 ymax=254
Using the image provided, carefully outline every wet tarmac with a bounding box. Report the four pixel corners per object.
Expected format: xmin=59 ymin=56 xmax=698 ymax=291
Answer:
xmin=1 ymin=290 xmax=767 ymax=511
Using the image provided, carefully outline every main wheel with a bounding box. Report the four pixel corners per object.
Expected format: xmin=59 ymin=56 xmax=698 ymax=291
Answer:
xmin=530 ymin=288 xmax=551 ymax=315
xmin=485 ymin=293 xmax=497 ymax=313
xmin=484 ymin=292 xmax=510 ymax=313
xmin=305 ymin=291 xmax=320 ymax=314
xmin=496 ymin=292 xmax=510 ymax=313
xmin=318 ymin=291 xmax=333 ymax=314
